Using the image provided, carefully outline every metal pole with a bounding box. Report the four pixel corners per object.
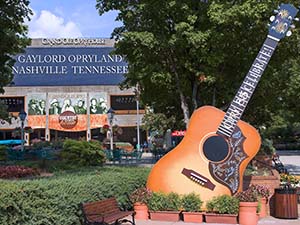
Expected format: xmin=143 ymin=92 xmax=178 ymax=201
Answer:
xmin=136 ymin=98 xmax=140 ymax=151
xmin=21 ymin=121 xmax=24 ymax=151
xmin=110 ymin=121 xmax=113 ymax=150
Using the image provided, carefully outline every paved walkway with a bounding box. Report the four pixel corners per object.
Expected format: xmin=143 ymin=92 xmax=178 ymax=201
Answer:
xmin=277 ymin=150 xmax=300 ymax=175
xmin=128 ymin=214 xmax=300 ymax=225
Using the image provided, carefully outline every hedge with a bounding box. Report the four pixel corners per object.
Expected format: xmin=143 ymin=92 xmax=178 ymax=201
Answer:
xmin=0 ymin=166 xmax=150 ymax=225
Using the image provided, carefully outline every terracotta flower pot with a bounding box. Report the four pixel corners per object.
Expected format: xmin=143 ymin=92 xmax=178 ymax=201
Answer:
xmin=149 ymin=211 xmax=180 ymax=221
xmin=205 ymin=213 xmax=238 ymax=224
xmin=133 ymin=202 xmax=149 ymax=220
xmin=259 ymin=197 xmax=267 ymax=218
xmin=182 ymin=211 xmax=204 ymax=223
xmin=238 ymin=202 xmax=258 ymax=225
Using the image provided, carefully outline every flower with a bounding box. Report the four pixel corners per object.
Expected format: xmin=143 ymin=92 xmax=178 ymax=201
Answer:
xmin=280 ymin=173 xmax=300 ymax=189
xmin=129 ymin=187 xmax=152 ymax=204
xmin=248 ymin=184 xmax=271 ymax=199
xmin=235 ymin=188 xmax=259 ymax=202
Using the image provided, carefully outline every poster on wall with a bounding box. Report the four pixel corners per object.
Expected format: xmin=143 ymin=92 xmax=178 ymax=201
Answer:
xmin=48 ymin=93 xmax=88 ymax=131
xmin=27 ymin=93 xmax=47 ymax=128
xmin=0 ymin=96 xmax=26 ymax=129
xmin=89 ymin=93 xmax=108 ymax=129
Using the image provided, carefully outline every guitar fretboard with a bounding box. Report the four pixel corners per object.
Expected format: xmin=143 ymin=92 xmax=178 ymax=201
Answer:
xmin=217 ymin=36 xmax=278 ymax=137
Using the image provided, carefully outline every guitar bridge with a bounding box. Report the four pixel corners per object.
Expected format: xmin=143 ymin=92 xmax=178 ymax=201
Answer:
xmin=181 ymin=168 xmax=215 ymax=191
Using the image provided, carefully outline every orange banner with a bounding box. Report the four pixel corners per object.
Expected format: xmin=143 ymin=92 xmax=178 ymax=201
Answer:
xmin=49 ymin=115 xmax=87 ymax=131
xmin=27 ymin=114 xmax=108 ymax=131
xmin=90 ymin=114 xmax=108 ymax=129
xmin=28 ymin=115 xmax=46 ymax=128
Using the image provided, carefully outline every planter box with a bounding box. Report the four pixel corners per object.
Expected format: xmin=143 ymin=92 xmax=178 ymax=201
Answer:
xmin=205 ymin=213 xmax=238 ymax=224
xmin=182 ymin=212 xmax=204 ymax=223
xmin=149 ymin=211 xmax=180 ymax=221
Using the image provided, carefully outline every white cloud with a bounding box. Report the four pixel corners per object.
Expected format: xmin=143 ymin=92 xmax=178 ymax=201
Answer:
xmin=28 ymin=10 xmax=83 ymax=38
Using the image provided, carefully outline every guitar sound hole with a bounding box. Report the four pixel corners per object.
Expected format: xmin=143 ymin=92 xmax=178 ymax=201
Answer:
xmin=203 ymin=135 xmax=229 ymax=162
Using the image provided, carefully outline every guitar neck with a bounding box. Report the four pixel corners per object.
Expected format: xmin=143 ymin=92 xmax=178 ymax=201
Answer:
xmin=217 ymin=36 xmax=279 ymax=137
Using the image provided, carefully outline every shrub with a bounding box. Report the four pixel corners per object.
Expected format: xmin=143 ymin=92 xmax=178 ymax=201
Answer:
xmin=182 ymin=192 xmax=203 ymax=212
xmin=0 ymin=166 xmax=150 ymax=225
xmin=148 ymin=192 xmax=168 ymax=211
xmin=248 ymin=184 xmax=271 ymax=199
xmin=0 ymin=165 xmax=39 ymax=179
xmin=148 ymin=192 xmax=181 ymax=211
xmin=235 ymin=188 xmax=259 ymax=202
xmin=166 ymin=192 xmax=182 ymax=211
xmin=129 ymin=187 xmax=152 ymax=204
xmin=32 ymin=141 xmax=51 ymax=150
xmin=60 ymin=139 xmax=105 ymax=166
xmin=259 ymin=138 xmax=276 ymax=155
xmin=206 ymin=195 xmax=239 ymax=214
xmin=0 ymin=145 xmax=8 ymax=161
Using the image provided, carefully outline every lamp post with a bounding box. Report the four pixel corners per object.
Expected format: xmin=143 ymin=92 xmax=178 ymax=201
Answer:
xmin=134 ymin=84 xmax=141 ymax=151
xmin=107 ymin=108 xmax=115 ymax=150
xmin=18 ymin=109 xmax=27 ymax=151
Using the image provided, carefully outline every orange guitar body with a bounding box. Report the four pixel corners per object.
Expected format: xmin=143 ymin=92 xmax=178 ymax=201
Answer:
xmin=147 ymin=106 xmax=261 ymax=204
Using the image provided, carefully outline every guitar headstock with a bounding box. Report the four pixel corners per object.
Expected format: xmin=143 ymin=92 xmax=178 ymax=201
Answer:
xmin=268 ymin=4 xmax=299 ymax=40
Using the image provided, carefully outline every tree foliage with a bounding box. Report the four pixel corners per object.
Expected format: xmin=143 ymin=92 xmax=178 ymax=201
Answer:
xmin=142 ymin=111 xmax=177 ymax=137
xmin=0 ymin=0 xmax=31 ymax=120
xmin=96 ymin=0 xmax=300 ymax=130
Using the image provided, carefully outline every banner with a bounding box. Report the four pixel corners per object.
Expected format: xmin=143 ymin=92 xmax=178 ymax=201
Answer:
xmin=48 ymin=93 xmax=87 ymax=131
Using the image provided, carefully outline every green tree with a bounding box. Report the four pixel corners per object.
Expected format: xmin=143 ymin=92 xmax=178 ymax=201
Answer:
xmin=0 ymin=0 xmax=31 ymax=120
xmin=96 ymin=0 xmax=300 ymax=129
xmin=142 ymin=111 xmax=176 ymax=137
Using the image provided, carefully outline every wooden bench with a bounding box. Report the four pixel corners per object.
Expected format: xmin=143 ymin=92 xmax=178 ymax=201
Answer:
xmin=80 ymin=197 xmax=135 ymax=225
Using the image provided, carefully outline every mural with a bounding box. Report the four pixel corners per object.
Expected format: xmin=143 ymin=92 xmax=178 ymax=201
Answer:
xmin=19 ymin=92 xmax=109 ymax=132
xmin=27 ymin=94 xmax=46 ymax=128
xmin=89 ymin=93 xmax=108 ymax=129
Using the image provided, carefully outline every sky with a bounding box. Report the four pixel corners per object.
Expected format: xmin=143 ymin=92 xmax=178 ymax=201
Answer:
xmin=27 ymin=0 xmax=122 ymax=38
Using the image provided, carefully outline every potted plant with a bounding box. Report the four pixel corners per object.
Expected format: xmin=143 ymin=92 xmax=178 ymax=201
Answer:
xmin=181 ymin=192 xmax=204 ymax=223
xmin=205 ymin=194 xmax=239 ymax=224
xmin=273 ymin=173 xmax=300 ymax=219
xmin=248 ymin=184 xmax=271 ymax=218
xmin=148 ymin=192 xmax=181 ymax=221
xmin=129 ymin=187 xmax=152 ymax=220
xmin=235 ymin=188 xmax=259 ymax=225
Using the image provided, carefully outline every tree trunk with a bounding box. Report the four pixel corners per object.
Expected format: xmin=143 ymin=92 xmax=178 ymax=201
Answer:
xmin=192 ymin=80 xmax=198 ymax=111
xmin=172 ymin=66 xmax=190 ymax=129
xmin=168 ymin=54 xmax=190 ymax=129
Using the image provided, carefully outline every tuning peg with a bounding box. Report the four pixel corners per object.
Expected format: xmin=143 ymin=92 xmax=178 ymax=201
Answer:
xmin=290 ymin=24 xmax=296 ymax=29
xmin=294 ymin=17 xmax=300 ymax=22
xmin=274 ymin=10 xmax=279 ymax=14
xmin=286 ymin=30 xmax=292 ymax=37
xmin=270 ymin=15 xmax=276 ymax=22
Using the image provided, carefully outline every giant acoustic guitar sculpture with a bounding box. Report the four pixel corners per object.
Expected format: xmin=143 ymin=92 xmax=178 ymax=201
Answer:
xmin=147 ymin=4 xmax=299 ymax=204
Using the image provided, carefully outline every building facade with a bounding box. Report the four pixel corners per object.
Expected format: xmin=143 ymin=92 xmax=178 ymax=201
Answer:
xmin=0 ymin=38 xmax=145 ymax=146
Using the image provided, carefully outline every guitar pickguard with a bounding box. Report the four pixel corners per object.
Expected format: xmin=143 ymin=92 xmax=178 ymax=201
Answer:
xmin=208 ymin=126 xmax=248 ymax=194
